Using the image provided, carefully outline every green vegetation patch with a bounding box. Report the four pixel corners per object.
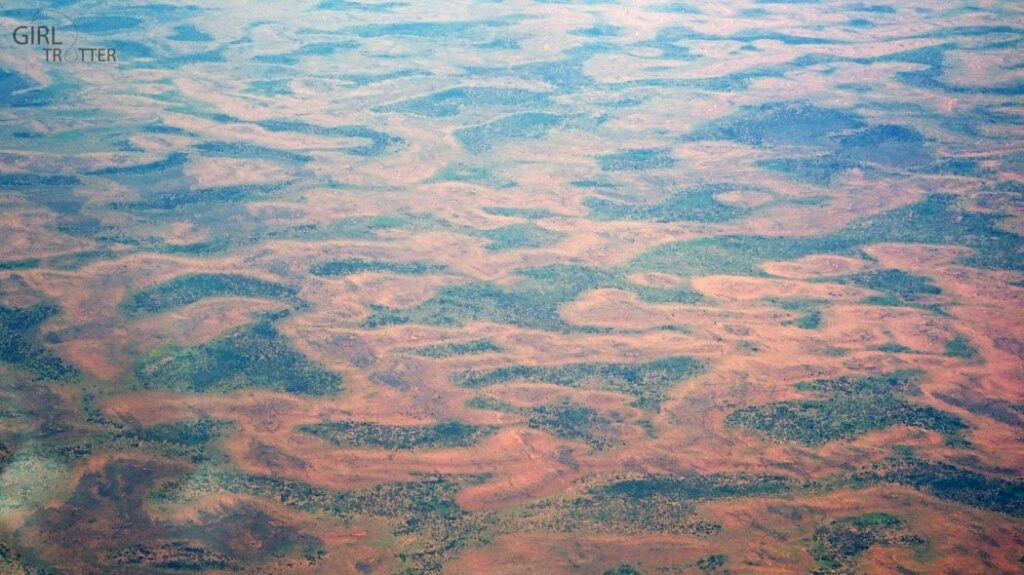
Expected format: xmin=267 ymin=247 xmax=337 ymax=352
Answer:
xmin=364 ymin=281 xmax=582 ymax=331
xmin=526 ymin=402 xmax=613 ymax=449
xmin=298 ymin=420 xmax=498 ymax=450
xmin=135 ymin=320 xmax=341 ymax=395
xmin=45 ymin=249 xmax=125 ymax=271
xmin=631 ymin=194 xmax=1023 ymax=276
xmin=376 ymin=86 xmax=550 ymax=118
xmin=483 ymin=206 xmax=560 ymax=219
xmin=783 ymin=310 xmax=822 ymax=329
xmin=365 ymin=264 xmax=701 ymax=332
xmin=696 ymin=554 xmax=727 ymax=574
xmin=464 ymin=396 xmax=518 ymax=412
xmin=311 ymin=258 xmax=445 ymax=277
xmin=726 ymin=371 xmax=968 ymax=445
xmin=268 ymin=214 xmax=413 ymax=241
xmin=522 ymin=491 xmax=713 ymax=537
xmin=874 ymin=342 xmax=912 ymax=353
xmin=685 ymin=101 xmax=865 ymax=148
xmin=868 ymin=456 xmax=1024 ymax=517
xmin=944 ymin=335 xmax=980 ymax=359
xmin=0 ymin=442 xmax=10 ymax=472
xmin=195 ymin=141 xmax=312 ymax=164
xmin=585 ymin=185 xmax=751 ymax=223
xmin=279 ymin=211 xmax=468 ymax=241
xmin=454 ymin=356 xmax=705 ymax=411
xmin=767 ymin=299 xmax=830 ymax=323
xmin=256 ymin=120 xmax=401 ymax=156
xmin=0 ymin=259 xmax=40 ymax=270
xmin=466 ymin=396 xmax=615 ymax=448
xmin=455 ymin=112 xmax=563 ymax=154
xmin=114 ymin=182 xmax=288 ymax=212
xmin=686 ymin=104 xmax=931 ymax=184
xmin=598 ymin=148 xmax=676 ymax=171
xmin=121 ymin=273 xmax=298 ymax=315
xmin=808 ymin=513 xmax=920 ymax=574
xmin=600 ymin=473 xmax=796 ymax=501
xmin=131 ymin=417 xmax=231 ymax=462
xmin=757 ymin=155 xmax=853 ymax=186
xmin=522 ymin=473 xmax=797 ymax=537
xmin=0 ymin=304 xmax=78 ymax=381
xmin=834 ymin=269 xmax=942 ymax=307
xmin=402 ymin=339 xmax=503 ymax=358
xmin=481 ymin=223 xmax=565 ymax=251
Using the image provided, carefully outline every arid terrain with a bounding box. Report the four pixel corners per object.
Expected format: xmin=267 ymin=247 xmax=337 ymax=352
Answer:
xmin=1 ymin=0 xmax=1023 ymax=573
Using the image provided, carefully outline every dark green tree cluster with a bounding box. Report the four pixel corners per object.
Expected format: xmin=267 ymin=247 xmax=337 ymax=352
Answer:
xmin=298 ymin=420 xmax=498 ymax=450
xmin=0 ymin=304 xmax=78 ymax=381
xmin=401 ymin=339 xmax=503 ymax=358
xmin=135 ymin=320 xmax=341 ymax=395
xmin=466 ymin=397 xmax=615 ymax=448
xmin=454 ymin=356 xmax=705 ymax=410
xmin=121 ymin=273 xmax=298 ymax=315
xmin=726 ymin=371 xmax=968 ymax=445
xmin=808 ymin=513 xmax=918 ymax=574
xmin=311 ymin=259 xmax=444 ymax=277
